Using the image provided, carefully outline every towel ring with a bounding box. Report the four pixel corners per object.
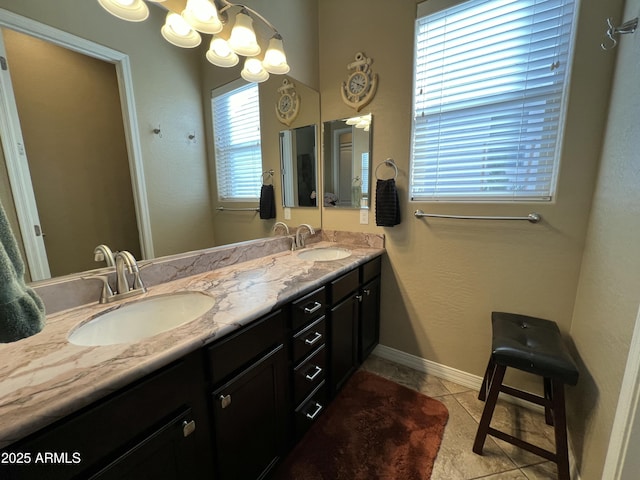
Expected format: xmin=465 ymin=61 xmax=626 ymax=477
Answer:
xmin=261 ymin=169 xmax=274 ymax=185
xmin=375 ymin=158 xmax=398 ymax=180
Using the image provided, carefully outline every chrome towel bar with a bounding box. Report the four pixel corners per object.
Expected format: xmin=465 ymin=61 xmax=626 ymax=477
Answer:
xmin=414 ymin=210 xmax=541 ymax=224
xmin=216 ymin=206 xmax=260 ymax=212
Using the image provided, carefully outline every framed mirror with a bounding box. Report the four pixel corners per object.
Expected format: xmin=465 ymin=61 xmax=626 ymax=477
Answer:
xmin=280 ymin=124 xmax=317 ymax=208
xmin=322 ymin=114 xmax=372 ymax=209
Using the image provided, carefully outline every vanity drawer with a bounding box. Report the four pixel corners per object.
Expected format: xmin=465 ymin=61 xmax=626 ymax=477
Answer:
xmin=329 ymin=268 xmax=359 ymax=304
xmin=361 ymin=256 xmax=382 ymax=284
xmin=293 ymin=345 xmax=326 ymax=407
xmin=206 ymin=309 xmax=285 ymax=385
xmin=291 ymin=286 xmax=326 ymax=331
xmin=292 ymin=317 xmax=326 ymax=364
xmin=294 ymin=382 xmax=326 ymax=441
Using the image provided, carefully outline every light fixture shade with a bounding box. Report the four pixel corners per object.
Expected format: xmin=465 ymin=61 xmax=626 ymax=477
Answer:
xmin=182 ymin=0 xmax=223 ymax=34
xmin=206 ymin=37 xmax=239 ymax=67
xmin=346 ymin=116 xmax=361 ymax=125
xmin=241 ymin=58 xmax=269 ymax=83
xmin=97 ymin=0 xmax=149 ymax=22
xmin=161 ymin=12 xmax=202 ymax=48
xmin=228 ymin=11 xmax=260 ymax=57
xmin=262 ymin=35 xmax=290 ymax=74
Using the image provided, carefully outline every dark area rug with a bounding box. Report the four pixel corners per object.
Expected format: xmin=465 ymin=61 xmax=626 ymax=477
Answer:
xmin=272 ymin=370 xmax=449 ymax=480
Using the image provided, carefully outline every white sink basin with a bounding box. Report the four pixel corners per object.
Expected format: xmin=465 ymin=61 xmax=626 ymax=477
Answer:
xmin=296 ymin=247 xmax=351 ymax=262
xmin=68 ymin=292 xmax=215 ymax=346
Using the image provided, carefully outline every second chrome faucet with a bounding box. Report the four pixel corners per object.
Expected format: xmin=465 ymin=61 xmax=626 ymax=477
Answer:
xmin=96 ymin=248 xmax=146 ymax=304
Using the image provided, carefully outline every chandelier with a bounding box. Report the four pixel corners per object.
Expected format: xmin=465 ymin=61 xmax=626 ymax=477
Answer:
xmin=97 ymin=0 xmax=290 ymax=82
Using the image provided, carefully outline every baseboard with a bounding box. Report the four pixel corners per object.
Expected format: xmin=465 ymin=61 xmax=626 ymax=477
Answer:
xmin=371 ymin=344 xmax=582 ymax=479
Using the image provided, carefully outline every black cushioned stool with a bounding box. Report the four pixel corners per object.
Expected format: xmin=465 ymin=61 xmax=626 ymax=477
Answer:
xmin=473 ymin=312 xmax=579 ymax=480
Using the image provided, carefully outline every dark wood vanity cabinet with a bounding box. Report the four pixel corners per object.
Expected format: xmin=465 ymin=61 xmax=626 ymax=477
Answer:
xmin=0 ymin=254 xmax=382 ymax=480
xmin=359 ymin=256 xmax=382 ymax=362
xmin=1 ymin=351 xmax=213 ymax=480
xmin=327 ymin=256 xmax=382 ymax=397
xmin=205 ymin=309 xmax=288 ymax=480
xmin=289 ymin=287 xmax=327 ymax=442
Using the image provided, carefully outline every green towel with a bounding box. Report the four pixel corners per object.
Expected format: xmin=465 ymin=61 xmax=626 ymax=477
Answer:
xmin=0 ymin=201 xmax=46 ymax=343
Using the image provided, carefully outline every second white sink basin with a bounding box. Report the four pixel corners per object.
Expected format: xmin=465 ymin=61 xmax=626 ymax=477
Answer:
xmin=296 ymin=247 xmax=351 ymax=262
xmin=68 ymin=291 xmax=215 ymax=346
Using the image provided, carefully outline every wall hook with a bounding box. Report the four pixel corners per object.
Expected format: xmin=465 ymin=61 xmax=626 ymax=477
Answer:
xmin=601 ymin=16 xmax=638 ymax=50
xmin=152 ymin=124 xmax=162 ymax=137
xmin=188 ymin=132 xmax=196 ymax=141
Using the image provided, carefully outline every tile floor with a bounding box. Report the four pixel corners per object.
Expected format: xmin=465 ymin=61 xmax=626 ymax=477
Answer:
xmin=360 ymin=355 xmax=559 ymax=480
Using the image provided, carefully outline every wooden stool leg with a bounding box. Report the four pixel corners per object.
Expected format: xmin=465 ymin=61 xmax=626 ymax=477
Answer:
xmin=473 ymin=364 xmax=506 ymax=455
xmin=544 ymin=377 xmax=554 ymax=426
xmin=551 ymin=379 xmax=570 ymax=480
xmin=478 ymin=357 xmax=496 ymax=401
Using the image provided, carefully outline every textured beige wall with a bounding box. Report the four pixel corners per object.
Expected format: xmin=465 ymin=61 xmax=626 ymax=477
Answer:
xmin=319 ymin=0 xmax=621 ymax=395
xmin=567 ymin=0 xmax=640 ymax=476
xmin=0 ymin=0 xmax=216 ymax=261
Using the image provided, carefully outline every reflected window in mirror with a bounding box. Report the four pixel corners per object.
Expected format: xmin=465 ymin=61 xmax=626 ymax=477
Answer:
xmin=323 ymin=114 xmax=372 ymax=209
xmin=280 ymin=124 xmax=317 ymax=208
xmin=212 ymin=79 xmax=262 ymax=200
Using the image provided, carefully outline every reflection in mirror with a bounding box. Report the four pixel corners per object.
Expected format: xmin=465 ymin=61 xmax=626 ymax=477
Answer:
xmin=323 ymin=114 xmax=372 ymax=209
xmin=280 ymin=124 xmax=317 ymax=208
xmin=0 ymin=3 xmax=322 ymax=283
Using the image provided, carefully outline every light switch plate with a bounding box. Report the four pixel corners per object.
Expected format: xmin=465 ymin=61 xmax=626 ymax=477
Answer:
xmin=284 ymin=207 xmax=291 ymax=220
xmin=359 ymin=209 xmax=369 ymax=224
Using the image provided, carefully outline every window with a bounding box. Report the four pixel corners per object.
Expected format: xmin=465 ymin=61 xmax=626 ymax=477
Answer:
xmin=410 ymin=0 xmax=576 ymax=201
xmin=212 ymin=80 xmax=262 ymax=201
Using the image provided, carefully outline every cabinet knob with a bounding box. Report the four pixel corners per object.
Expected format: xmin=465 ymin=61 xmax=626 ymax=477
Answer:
xmin=182 ymin=420 xmax=196 ymax=437
xmin=219 ymin=394 xmax=232 ymax=409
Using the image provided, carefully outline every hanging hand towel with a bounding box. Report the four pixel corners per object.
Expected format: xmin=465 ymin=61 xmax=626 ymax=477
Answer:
xmin=259 ymin=184 xmax=276 ymax=219
xmin=0 ymin=201 xmax=46 ymax=343
xmin=375 ymin=178 xmax=401 ymax=227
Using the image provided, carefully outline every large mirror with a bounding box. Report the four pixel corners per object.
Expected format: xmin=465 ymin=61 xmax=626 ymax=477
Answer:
xmin=323 ymin=114 xmax=372 ymax=209
xmin=0 ymin=1 xmax=321 ymax=282
xmin=280 ymin=124 xmax=317 ymax=208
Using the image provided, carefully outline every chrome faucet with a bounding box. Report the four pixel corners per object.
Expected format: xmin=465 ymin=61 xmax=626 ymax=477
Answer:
xmin=272 ymin=222 xmax=290 ymax=235
xmin=295 ymin=224 xmax=315 ymax=250
xmin=115 ymin=250 xmax=146 ymax=294
xmin=93 ymin=244 xmax=115 ymax=267
xmin=98 ymin=250 xmax=146 ymax=303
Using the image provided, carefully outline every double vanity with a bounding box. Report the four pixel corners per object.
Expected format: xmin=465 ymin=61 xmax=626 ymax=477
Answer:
xmin=0 ymin=232 xmax=384 ymax=479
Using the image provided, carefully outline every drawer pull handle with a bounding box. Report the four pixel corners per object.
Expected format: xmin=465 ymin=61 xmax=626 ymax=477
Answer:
xmin=219 ymin=394 xmax=232 ymax=409
xmin=355 ymin=294 xmax=363 ymax=302
xmin=304 ymin=301 xmax=322 ymax=314
xmin=364 ymin=288 xmax=371 ymax=296
xmin=304 ymin=331 xmax=322 ymax=346
xmin=305 ymin=365 xmax=322 ymax=381
xmin=182 ymin=420 xmax=196 ymax=437
xmin=306 ymin=402 xmax=323 ymax=420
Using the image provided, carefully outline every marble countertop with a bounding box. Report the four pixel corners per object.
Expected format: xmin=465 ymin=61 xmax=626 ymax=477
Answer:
xmin=0 ymin=241 xmax=384 ymax=449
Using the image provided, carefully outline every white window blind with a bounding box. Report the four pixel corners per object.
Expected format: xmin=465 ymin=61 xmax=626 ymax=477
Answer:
xmin=212 ymin=80 xmax=262 ymax=201
xmin=410 ymin=0 xmax=576 ymax=201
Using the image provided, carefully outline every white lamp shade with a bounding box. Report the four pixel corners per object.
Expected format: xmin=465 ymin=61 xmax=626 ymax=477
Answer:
xmin=228 ymin=11 xmax=261 ymax=57
xmin=97 ymin=0 xmax=149 ymax=22
xmin=263 ymin=36 xmax=290 ymax=74
xmin=161 ymin=12 xmax=202 ymax=48
xmin=346 ymin=116 xmax=361 ymax=125
xmin=182 ymin=0 xmax=223 ymax=34
xmin=206 ymin=37 xmax=239 ymax=67
xmin=241 ymin=58 xmax=269 ymax=83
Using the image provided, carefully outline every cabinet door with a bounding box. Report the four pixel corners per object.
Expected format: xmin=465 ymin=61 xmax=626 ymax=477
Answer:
xmin=359 ymin=276 xmax=380 ymax=363
xmin=211 ymin=345 xmax=286 ymax=480
xmin=90 ymin=409 xmax=198 ymax=480
xmin=329 ymin=294 xmax=359 ymax=395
